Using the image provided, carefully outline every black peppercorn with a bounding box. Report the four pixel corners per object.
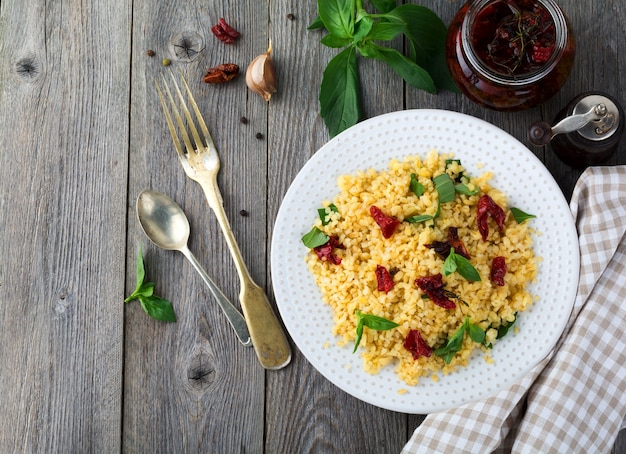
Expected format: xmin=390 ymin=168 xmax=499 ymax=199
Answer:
xmin=255 ymin=132 xmax=264 ymax=140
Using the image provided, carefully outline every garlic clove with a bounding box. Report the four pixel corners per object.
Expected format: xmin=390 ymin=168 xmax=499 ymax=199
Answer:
xmin=246 ymin=42 xmax=277 ymax=101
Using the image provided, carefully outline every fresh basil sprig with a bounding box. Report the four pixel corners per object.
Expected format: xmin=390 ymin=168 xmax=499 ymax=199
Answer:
xmin=435 ymin=316 xmax=485 ymax=364
xmin=125 ymin=246 xmax=177 ymax=322
xmin=353 ymin=309 xmax=399 ymax=352
xmin=442 ymin=247 xmax=481 ymax=282
xmin=310 ymin=0 xmax=456 ymax=137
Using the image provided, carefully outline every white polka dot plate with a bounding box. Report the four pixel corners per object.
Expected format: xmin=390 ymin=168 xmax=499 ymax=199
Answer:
xmin=270 ymin=110 xmax=579 ymax=414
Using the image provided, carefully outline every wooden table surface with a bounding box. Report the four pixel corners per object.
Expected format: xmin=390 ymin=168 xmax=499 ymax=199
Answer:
xmin=1 ymin=0 xmax=624 ymax=452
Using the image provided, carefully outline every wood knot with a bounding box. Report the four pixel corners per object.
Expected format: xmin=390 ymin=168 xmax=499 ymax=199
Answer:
xmin=170 ymin=31 xmax=205 ymax=63
xmin=186 ymin=350 xmax=216 ymax=390
xmin=15 ymin=55 xmax=40 ymax=80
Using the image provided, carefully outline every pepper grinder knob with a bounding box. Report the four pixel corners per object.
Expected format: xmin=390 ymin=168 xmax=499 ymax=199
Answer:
xmin=528 ymin=92 xmax=624 ymax=167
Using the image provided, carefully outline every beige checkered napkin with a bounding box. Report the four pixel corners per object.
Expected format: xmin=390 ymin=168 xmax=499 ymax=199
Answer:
xmin=402 ymin=166 xmax=626 ymax=454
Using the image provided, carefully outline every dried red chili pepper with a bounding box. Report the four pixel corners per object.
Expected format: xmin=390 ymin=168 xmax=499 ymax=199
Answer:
xmin=415 ymin=274 xmax=456 ymax=309
xmin=490 ymin=256 xmax=507 ymax=286
xmin=370 ymin=206 xmax=400 ymax=239
xmin=477 ymin=194 xmax=506 ymax=241
xmin=403 ymin=329 xmax=433 ymax=360
xmin=313 ymin=236 xmax=344 ymax=265
xmin=203 ymin=63 xmax=240 ymax=84
xmin=211 ymin=18 xmax=241 ymax=44
xmin=375 ymin=265 xmax=395 ymax=293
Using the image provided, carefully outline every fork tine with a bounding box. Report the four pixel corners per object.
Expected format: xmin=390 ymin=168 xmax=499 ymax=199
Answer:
xmin=178 ymin=70 xmax=216 ymax=150
xmin=156 ymin=79 xmax=186 ymax=159
xmin=159 ymin=73 xmax=195 ymax=155
xmin=167 ymin=70 xmax=207 ymax=154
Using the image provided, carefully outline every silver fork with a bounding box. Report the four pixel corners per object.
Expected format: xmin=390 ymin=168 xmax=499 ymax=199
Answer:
xmin=156 ymin=71 xmax=291 ymax=370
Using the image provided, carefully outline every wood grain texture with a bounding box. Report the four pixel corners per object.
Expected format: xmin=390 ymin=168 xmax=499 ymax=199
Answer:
xmin=0 ymin=0 xmax=624 ymax=452
xmin=0 ymin=0 xmax=130 ymax=452
xmin=124 ymin=1 xmax=267 ymax=452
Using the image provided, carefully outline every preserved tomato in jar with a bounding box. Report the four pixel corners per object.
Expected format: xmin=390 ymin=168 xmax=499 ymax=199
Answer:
xmin=446 ymin=0 xmax=575 ymax=111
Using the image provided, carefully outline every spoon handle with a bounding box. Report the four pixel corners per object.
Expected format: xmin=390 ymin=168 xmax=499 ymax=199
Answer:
xmin=181 ymin=247 xmax=252 ymax=347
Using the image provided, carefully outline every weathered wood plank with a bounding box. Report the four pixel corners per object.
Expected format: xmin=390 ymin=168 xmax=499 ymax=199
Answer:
xmin=123 ymin=1 xmax=267 ymax=452
xmin=0 ymin=0 xmax=130 ymax=452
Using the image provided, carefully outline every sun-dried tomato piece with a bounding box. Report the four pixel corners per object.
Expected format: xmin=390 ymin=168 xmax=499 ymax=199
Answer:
xmin=370 ymin=206 xmax=400 ymax=239
xmin=403 ymin=329 xmax=433 ymax=359
xmin=448 ymin=227 xmax=471 ymax=259
xmin=211 ymin=18 xmax=241 ymax=44
xmin=477 ymin=194 xmax=506 ymax=241
xmin=203 ymin=63 xmax=240 ymax=83
xmin=313 ymin=236 xmax=344 ymax=265
xmin=490 ymin=256 xmax=507 ymax=286
xmin=375 ymin=265 xmax=395 ymax=293
xmin=426 ymin=227 xmax=471 ymax=260
xmin=415 ymin=274 xmax=456 ymax=309
xmin=425 ymin=240 xmax=451 ymax=258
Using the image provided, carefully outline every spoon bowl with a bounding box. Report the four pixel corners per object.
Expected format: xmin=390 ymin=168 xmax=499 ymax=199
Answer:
xmin=136 ymin=190 xmax=251 ymax=346
xmin=137 ymin=190 xmax=190 ymax=250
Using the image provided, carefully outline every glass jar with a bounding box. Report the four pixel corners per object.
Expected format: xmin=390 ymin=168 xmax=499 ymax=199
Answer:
xmin=446 ymin=0 xmax=576 ymax=111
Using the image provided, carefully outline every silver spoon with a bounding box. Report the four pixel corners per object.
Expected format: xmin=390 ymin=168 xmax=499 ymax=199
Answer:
xmin=136 ymin=189 xmax=252 ymax=347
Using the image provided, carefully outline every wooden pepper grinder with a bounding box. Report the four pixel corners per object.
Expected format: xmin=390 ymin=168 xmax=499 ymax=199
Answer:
xmin=528 ymin=92 xmax=624 ymax=167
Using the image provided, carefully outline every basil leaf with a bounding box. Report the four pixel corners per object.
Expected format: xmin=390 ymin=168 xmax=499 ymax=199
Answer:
xmin=308 ymin=15 xmax=326 ymax=30
xmin=139 ymin=295 xmax=177 ymax=323
xmin=318 ymin=204 xmax=339 ymax=226
xmin=125 ymin=246 xmax=148 ymax=302
xmin=353 ymin=316 xmax=365 ymax=352
xmin=320 ymin=46 xmax=361 ymax=137
xmin=454 ymin=254 xmax=481 ymax=282
xmin=302 ymin=227 xmax=330 ymax=248
xmin=410 ymin=173 xmax=425 ymax=197
xmin=455 ymin=183 xmax=479 ymax=196
xmin=433 ymin=173 xmax=455 ymax=203
xmin=318 ymin=0 xmax=355 ymax=39
xmin=353 ymin=15 xmax=374 ymax=44
xmin=321 ymin=34 xmax=353 ymax=48
xmin=125 ymin=246 xmax=177 ymax=322
xmin=135 ymin=245 xmax=146 ymax=293
xmin=405 ymin=214 xmax=433 ymax=224
xmin=467 ymin=322 xmax=486 ymax=344
xmin=445 ymin=159 xmax=462 ymax=168
xmin=434 ymin=320 xmax=466 ymax=364
xmin=497 ymin=314 xmax=517 ymax=339
xmin=360 ymin=313 xmax=399 ymax=331
xmin=136 ymin=281 xmax=155 ymax=298
xmin=368 ymin=44 xmax=436 ymax=93
xmin=369 ymin=0 xmax=396 ymax=14
xmin=353 ymin=309 xmax=399 ymax=352
xmin=442 ymin=247 xmax=458 ymax=276
xmin=366 ymin=21 xmax=404 ymax=41
xmin=510 ymin=207 xmax=536 ymax=224
xmin=383 ymin=4 xmax=457 ymax=92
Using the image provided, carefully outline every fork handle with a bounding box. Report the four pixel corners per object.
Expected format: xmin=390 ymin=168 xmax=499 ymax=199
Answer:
xmin=200 ymin=181 xmax=292 ymax=370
